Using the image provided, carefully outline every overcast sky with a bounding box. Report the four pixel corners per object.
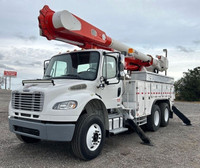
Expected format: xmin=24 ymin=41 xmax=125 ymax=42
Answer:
xmin=0 ymin=0 xmax=200 ymax=89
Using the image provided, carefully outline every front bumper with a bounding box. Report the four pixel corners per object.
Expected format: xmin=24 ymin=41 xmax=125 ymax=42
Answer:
xmin=9 ymin=117 xmax=75 ymax=141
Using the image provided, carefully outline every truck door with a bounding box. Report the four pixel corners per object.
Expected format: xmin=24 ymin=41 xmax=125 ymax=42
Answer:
xmin=99 ymin=54 xmax=122 ymax=109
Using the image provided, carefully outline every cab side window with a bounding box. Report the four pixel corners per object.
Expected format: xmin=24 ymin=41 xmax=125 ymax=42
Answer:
xmin=103 ymin=56 xmax=117 ymax=79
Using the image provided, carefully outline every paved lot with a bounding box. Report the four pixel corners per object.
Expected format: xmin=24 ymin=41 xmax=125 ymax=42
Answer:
xmin=0 ymin=90 xmax=200 ymax=168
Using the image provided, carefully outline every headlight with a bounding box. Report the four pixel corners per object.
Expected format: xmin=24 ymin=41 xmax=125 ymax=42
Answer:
xmin=53 ymin=101 xmax=77 ymax=110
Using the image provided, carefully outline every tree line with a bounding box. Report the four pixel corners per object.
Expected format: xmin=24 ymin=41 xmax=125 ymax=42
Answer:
xmin=174 ymin=67 xmax=200 ymax=101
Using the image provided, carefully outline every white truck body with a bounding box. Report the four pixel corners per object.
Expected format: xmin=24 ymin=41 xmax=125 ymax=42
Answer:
xmin=9 ymin=49 xmax=174 ymax=142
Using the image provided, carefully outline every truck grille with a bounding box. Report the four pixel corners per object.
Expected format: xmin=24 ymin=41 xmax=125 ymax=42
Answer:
xmin=12 ymin=92 xmax=44 ymax=112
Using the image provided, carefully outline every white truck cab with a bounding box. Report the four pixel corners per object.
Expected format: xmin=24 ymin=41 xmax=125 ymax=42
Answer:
xmin=9 ymin=50 xmax=128 ymax=159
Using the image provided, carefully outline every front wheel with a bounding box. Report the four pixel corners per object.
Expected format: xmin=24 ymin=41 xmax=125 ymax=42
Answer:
xmin=147 ymin=105 xmax=161 ymax=132
xmin=71 ymin=114 xmax=105 ymax=160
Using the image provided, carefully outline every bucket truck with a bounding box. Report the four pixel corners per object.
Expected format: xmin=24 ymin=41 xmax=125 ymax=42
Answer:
xmin=8 ymin=5 xmax=190 ymax=160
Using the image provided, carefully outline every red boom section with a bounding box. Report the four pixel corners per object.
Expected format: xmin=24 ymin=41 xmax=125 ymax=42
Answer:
xmin=38 ymin=5 xmax=113 ymax=50
xmin=125 ymin=57 xmax=153 ymax=71
xmin=38 ymin=5 xmax=154 ymax=71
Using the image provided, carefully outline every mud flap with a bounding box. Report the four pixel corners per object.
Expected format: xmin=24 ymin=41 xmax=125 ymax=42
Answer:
xmin=172 ymin=106 xmax=192 ymax=126
xmin=127 ymin=119 xmax=152 ymax=146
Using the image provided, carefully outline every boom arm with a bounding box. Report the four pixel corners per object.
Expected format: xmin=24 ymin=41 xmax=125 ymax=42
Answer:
xmin=38 ymin=5 xmax=168 ymax=72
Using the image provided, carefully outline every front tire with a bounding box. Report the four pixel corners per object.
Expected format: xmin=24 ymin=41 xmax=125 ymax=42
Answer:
xmin=16 ymin=134 xmax=41 ymax=143
xmin=71 ymin=114 xmax=105 ymax=160
xmin=147 ymin=105 xmax=161 ymax=131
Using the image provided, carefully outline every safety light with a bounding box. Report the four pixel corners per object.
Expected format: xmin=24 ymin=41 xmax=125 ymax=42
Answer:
xmin=156 ymin=55 xmax=161 ymax=59
xmin=128 ymin=48 xmax=134 ymax=54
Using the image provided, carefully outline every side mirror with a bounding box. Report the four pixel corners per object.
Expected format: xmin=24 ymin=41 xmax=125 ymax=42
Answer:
xmin=100 ymin=76 xmax=105 ymax=83
xmin=100 ymin=76 xmax=110 ymax=85
xmin=44 ymin=60 xmax=50 ymax=74
xmin=97 ymin=76 xmax=107 ymax=89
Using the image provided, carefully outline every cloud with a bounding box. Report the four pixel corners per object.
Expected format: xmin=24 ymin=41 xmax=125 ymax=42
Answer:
xmin=176 ymin=46 xmax=194 ymax=53
xmin=0 ymin=53 xmax=4 ymax=60
xmin=54 ymin=43 xmax=75 ymax=49
xmin=0 ymin=63 xmax=15 ymax=70
xmin=32 ymin=61 xmax=42 ymax=66
xmin=0 ymin=44 xmax=58 ymax=76
xmin=13 ymin=60 xmax=42 ymax=67
xmin=193 ymin=40 xmax=200 ymax=45
xmin=14 ymin=34 xmax=37 ymax=42
xmin=0 ymin=0 xmax=200 ymax=89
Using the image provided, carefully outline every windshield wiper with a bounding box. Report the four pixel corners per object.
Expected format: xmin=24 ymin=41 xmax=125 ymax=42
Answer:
xmin=44 ymin=75 xmax=52 ymax=78
xmin=44 ymin=74 xmax=81 ymax=79
xmin=61 ymin=74 xmax=81 ymax=79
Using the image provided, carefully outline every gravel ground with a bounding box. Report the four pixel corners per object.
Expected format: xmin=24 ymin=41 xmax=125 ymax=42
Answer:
xmin=0 ymin=90 xmax=200 ymax=168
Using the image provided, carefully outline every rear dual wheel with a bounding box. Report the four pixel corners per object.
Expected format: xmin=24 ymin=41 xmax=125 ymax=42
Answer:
xmin=147 ymin=105 xmax=161 ymax=131
xmin=160 ymin=103 xmax=170 ymax=127
xmin=147 ymin=103 xmax=170 ymax=131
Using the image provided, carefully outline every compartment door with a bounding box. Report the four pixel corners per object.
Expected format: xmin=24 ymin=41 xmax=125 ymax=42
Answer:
xmin=144 ymin=82 xmax=151 ymax=115
xmin=136 ymin=81 xmax=145 ymax=117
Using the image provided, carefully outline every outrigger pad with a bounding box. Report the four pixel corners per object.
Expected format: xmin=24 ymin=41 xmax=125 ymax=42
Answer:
xmin=172 ymin=106 xmax=192 ymax=126
xmin=127 ymin=119 xmax=152 ymax=146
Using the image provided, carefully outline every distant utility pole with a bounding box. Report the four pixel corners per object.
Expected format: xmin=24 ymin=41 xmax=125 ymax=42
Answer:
xmin=5 ymin=77 xmax=7 ymax=89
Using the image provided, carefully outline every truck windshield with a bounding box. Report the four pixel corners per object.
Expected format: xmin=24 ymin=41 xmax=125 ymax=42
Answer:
xmin=44 ymin=51 xmax=100 ymax=80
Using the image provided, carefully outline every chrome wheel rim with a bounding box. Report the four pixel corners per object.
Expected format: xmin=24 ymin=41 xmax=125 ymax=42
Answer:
xmin=86 ymin=124 xmax=102 ymax=151
xmin=154 ymin=110 xmax=160 ymax=126
xmin=164 ymin=108 xmax=169 ymax=122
